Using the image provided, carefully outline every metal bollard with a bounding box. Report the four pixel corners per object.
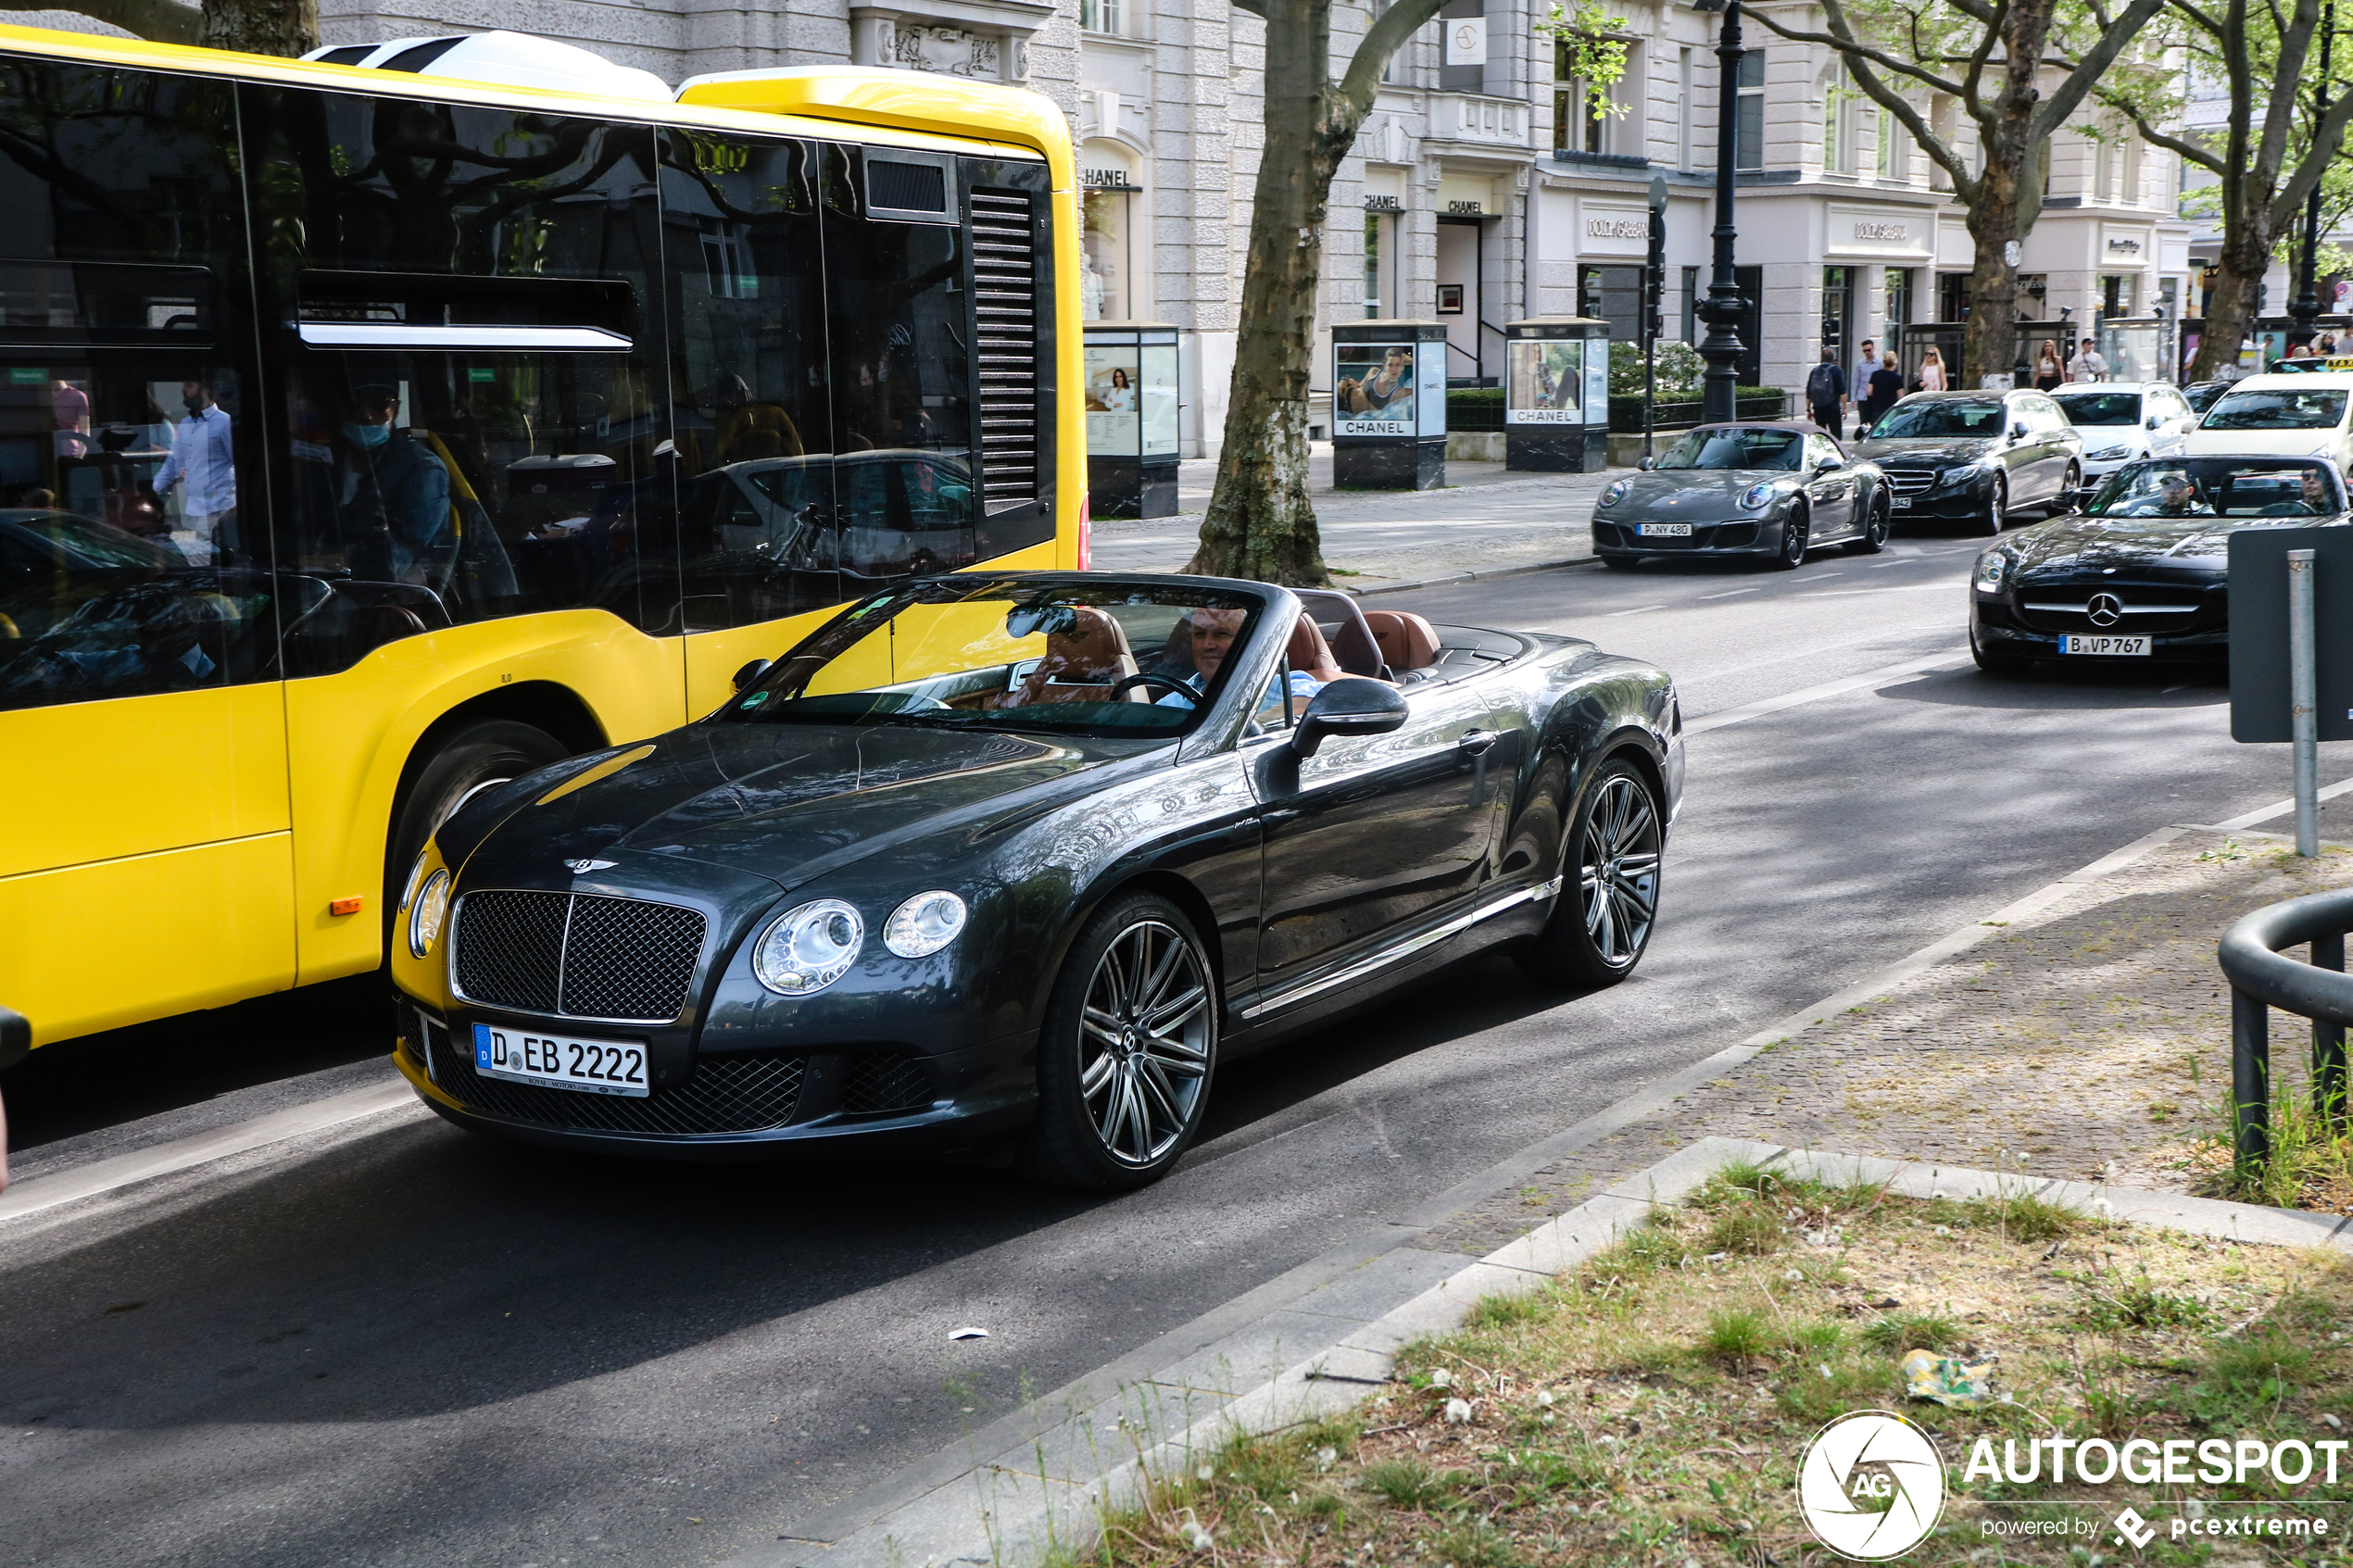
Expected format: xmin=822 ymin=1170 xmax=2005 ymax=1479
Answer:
xmin=2233 ymin=985 xmax=2271 ymax=1174
xmin=2290 ymin=548 xmax=2319 ymax=858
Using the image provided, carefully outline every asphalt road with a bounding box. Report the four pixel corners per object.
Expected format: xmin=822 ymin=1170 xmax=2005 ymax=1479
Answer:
xmin=6 ymin=527 xmax=2347 ymax=1568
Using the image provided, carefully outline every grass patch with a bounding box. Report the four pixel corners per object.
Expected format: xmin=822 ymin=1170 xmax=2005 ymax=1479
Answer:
xmin=1083 ymin=1163 xmax=2353 ymax=1568
xmin=2198 ymin=1073 xmax=2353 ymax=1214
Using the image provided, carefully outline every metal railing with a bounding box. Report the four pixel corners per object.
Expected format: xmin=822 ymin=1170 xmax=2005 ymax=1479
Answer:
xmin=2217 ymin=887 xmax=2353 ymax=1172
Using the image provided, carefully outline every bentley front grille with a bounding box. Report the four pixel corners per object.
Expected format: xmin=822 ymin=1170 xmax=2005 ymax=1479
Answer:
xmin=840 ymin=1052 xmax=935 ymax=1116
xmin=453 ymin=890 xmax=707 ymax=1023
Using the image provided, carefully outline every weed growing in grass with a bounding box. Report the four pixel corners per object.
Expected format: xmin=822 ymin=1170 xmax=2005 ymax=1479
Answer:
xmin=1432 ymin=1517 xmax=1524 ymax=1568
xmin=1705 ymin=1203 xmax=1784 ymax=1257
xmin=1466 ymin=1291 xmax=1551 ymax=1331
xmin=2202 ymin=1072 xmax=2353 ymax=1211
xmin=2072 ymin=1268 xmax=2213 ymax=1332
xmin=1364 ymin=1458 xmax=1455 ymax=1512
xmin=1705 ymin=1307 xmax=1773 ymax=1361
xmin=1862 ymin=1311 xmax=1960 ymax=1351
xmin=2193 ymin=1329 xmax=2316 ymax=1422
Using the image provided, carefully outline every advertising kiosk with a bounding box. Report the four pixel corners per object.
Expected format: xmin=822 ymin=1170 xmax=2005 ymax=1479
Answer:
xmin=1504 ymin=318 xmax=1612 ymax=471
xmin=1082 ymin=321 xmax=1181 ymax=518
xmin=1331 ymin=320 xmax=1447 ymax=489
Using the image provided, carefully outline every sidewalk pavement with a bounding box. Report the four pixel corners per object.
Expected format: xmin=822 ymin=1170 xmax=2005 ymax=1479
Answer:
xmin=1090 ymin=445 xmax=1610 ymax=589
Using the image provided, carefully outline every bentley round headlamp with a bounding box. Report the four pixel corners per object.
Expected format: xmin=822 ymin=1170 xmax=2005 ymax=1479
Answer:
xmin=884 ymin=891 xmax=968 ymax=959
xmin=753 ymin=899 xmax=865 ymax=995
xmin=1599 ymin=479 xmax=1630 ymax=507
xmin=399 ymin=847 xmax=431 ymax=914
xmin=409 ymin=869 xmax=452 ymax=959
xmin=1739 ymin=481 xmax=1778 ymax=510
xmin=1973 ymin=551 xmax=2007 ymax=592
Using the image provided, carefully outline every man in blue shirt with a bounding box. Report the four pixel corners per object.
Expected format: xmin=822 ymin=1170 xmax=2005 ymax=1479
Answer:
xmin=152 ymin=377 xmax=237 ymax=562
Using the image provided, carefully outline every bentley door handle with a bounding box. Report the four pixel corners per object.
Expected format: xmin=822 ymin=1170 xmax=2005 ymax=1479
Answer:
xmin=1456 ymin=729 xmax=1497 ymax=756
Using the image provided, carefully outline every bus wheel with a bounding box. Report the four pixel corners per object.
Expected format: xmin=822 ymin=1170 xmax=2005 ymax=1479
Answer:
xmin=384 ymin=721 xmax=569 ymax=960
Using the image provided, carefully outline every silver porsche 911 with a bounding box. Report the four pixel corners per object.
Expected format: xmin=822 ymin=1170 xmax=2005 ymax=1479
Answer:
xmin=1590 ymin=420 xmax=1892 ymax=571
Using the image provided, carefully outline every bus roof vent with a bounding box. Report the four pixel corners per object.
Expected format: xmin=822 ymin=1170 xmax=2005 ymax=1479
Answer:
xmin=301 ymin=31 xmax=673 ymax=103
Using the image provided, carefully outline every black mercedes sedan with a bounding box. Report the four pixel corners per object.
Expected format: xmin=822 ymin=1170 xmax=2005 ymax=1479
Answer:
xmin=390 ymin=572 xmax=1683 ymax=1187
xmin=1853 ymin=388 xmax=2084 ymax=534
xmin=1969 ymin=456 xmax=2351 ymax=673
xmin=1590 ymin=420 xmax=1890 ymax=569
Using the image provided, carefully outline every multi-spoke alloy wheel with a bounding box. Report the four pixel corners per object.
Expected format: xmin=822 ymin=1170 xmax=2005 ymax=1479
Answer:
xmin=1516 ymin=757 xmax=1666 ymax=988
xmin=1022 ymin=894 xmax=1218 ymax=1189
xmin=1579 ymin=773 xmax=1661 ymax=970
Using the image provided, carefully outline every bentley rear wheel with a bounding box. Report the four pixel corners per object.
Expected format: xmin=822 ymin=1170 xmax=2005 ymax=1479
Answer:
xmin=1516 ymin=757 xmax=1664 ymax=989
xmin=1020 ymin=892 xmax=1216 ymax=1190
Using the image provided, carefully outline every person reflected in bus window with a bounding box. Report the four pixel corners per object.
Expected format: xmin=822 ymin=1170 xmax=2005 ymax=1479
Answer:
xmin=50 ymin=378 xmax=90 ymax=459
xmin=337 ymin=383 xmax=454 ymax=587
xmin=711 ymin=372 xmax=802 ymax=465
xmin=151 ymin=377 xmax=236 ymax=563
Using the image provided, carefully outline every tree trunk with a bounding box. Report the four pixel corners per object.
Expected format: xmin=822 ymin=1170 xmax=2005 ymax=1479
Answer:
xmin=1186 ymin=0 xmax=1338 ymax=584
xmin=1961 ymin=182 xmax=2022 ymax=388
xmin=2193 ymin=223 xmax=2273 ymax=381
xmin=200 ymin=0 xmax=317 ymax=56
xmin=0 ymin=0 xmax=201 ymax=44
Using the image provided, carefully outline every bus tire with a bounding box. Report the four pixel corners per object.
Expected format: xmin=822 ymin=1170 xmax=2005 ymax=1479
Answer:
xmin=384 ymin=721 xmax=568 ymax=961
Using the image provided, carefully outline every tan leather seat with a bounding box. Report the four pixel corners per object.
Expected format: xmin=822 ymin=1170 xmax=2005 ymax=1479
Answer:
xmin=1286 ymin=612 xmax=1346 ymax=684
xmin=1363 ymin=609 xmax=1440 ymax=671
xmin=997 ymin=606 xmax=1139 ymax=706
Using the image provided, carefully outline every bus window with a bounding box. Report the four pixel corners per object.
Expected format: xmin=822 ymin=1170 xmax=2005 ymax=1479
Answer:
xmin=822 ymin=145 xmax=976 ymax=591
xmin=242 ymin=87 xmax=678 ymax=673
xmin=657 ymin=130 xmax=839 ymax=628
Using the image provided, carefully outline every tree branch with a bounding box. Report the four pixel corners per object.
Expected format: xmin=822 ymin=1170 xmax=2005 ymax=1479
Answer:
xmin=1336 ymin=0 xmax=1446 ymax=118
xmin=0 ymin=0 xmax=198 ymax=42
xmin=2028 ymin=0 xmax=2169 ymax=138
xmin=1747 ymin=6 xmax=1967 ymax=100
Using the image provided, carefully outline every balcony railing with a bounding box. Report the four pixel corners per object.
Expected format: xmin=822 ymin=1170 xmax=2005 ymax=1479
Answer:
xmin=1430 ymin=94 xmax=1529 ymax=149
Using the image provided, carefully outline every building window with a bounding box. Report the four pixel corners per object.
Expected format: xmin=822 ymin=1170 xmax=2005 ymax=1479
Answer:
xmin=1884 ymin=267 xmax=1913 ymax=329
xmin=1822 ymin=65 xmax=1849 ymax=174
xmin=1364 ymin=210 xmax=1392 ymax=318
xmin=2094 ymin=137 xmax=2114 ymax=203
xmin=1928 ymin=95 xmax=1956 ymax=190
xmin=1735 ymin=50 xmax=1765 ymax=170
xmin=1937 ymin=271 xmax=1971 ymax=323
xmin=1079 ymin=0 xmax=1123 ymax=32
xmin=1555 ymin=42 xmax=1617 ymax=156
xmin=1082 ymin=175 xmax=1137 ymax=320
xmin=1822 ymin=265 xmax=1855 ymax=362
xmin=1876 ymin=101 xmax=1908 ymax=180
xmin=2099 ymin=273 xmax=2135 ymax=315
xmin=1678 ymin=47 xmax=1693 ymax=170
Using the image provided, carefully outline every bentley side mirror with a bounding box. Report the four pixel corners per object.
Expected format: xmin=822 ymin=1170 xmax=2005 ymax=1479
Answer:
xmin=1639 ymin=456 xmax=1656 ymax=470
xmin=732 ymin=659 xmax=772 ymax=692
xmin=1292 ymin=678 xmax=1408 ymax=760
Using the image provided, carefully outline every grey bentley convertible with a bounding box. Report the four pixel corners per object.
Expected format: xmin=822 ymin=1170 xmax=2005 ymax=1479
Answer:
xmin=1591 ymin=421 xmax=1892 ymax=570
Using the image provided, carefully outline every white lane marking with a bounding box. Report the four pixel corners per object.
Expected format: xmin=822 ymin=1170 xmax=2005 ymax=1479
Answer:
xmin=1808 ymin=571 xmax=1844 ymax=581
xmin=0 ymin=1079 xmax=420 ymax=1224
xmin=1695 ymin=587 xmax=1763 ymax=600
xmin=1683 ymin=650 xmax=1970 ymax=735
xmin=1865 ymin=560 xmax=1905 ymax=569
xmin=1608 ymin=603 xmax=1668 ymax=617
xmin=1793 ymin=583 xmax=1965 ymax=597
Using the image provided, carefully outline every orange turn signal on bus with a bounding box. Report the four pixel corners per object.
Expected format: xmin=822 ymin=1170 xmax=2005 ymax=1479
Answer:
xmin=330 ymin=897 xmax=367 ymax=917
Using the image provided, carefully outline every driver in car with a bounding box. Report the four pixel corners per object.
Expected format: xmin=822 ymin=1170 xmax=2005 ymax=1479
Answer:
xmin=2260 ymin=468 xmax=2338 ymax=515
xmin=1155 ymin=606 xmax=1342 ymax=720
xmin=2142 ymin=471 xmax=2212 ymax=516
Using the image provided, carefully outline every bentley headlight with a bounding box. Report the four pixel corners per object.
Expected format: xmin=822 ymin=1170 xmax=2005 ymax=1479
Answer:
xmin=1973 ymin=551 xmax=2008 ymax=593
xmin=399 ymin=847 xmax=431 ymax=913
xmin=753 ymin=899 xmax=865 ymax=995
xmin=1599 ymin=479 xmax=1630 ymax=507
xmin=1739 ymin=481 xmax=1778 ymax=510
xmin=409 ymin=869 xmax=452 ymax=959
xmin=884 ymin=890 xmax=968 ymax=959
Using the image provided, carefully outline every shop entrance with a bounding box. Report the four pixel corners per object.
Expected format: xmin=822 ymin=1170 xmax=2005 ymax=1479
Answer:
xmin=1436 ymin=216 xmax=1489 ymax=384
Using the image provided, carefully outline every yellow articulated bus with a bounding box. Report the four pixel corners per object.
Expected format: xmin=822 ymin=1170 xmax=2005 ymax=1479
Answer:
xmin=0 ymin=24 xmax=1084 ymax=1053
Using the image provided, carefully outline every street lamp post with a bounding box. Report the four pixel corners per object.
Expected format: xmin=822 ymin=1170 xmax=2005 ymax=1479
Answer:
xmin=1644 ymin=173 xmax=1667 ymax=463
xmin=1692 ymin=0 xmax=1747 ymax=425
xmin=2291 ymin=1 xmax=2336 ymax=349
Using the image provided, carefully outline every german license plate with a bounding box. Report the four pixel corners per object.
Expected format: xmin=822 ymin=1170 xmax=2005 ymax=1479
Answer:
xmin=472 ymin=1022 xmax=648 ymax=1097
xmin=2059 ymin=634 xmax=2151 ymax=657
xmin=1891 ymin=496 xmax=1913 ymax=508
xmin=1637 ymin=522 xmax=1692 ymax=536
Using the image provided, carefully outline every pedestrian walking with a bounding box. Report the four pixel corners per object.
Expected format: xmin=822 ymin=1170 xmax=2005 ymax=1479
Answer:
xmin=1806 ymin=346 xmax=1847 ymax=436
xmin=1861 ymin=354 xmax=1905 ymax=432
xmin=2034 ymin=339 xmax=2064 ymax=391
xmin=2071 ymin=337 xmax=2108 ymax=382
xmin=1917 ymin=346 xmax=1948 ymax=390
xmin=1851 ymin=338 xmax=1882 ymax=429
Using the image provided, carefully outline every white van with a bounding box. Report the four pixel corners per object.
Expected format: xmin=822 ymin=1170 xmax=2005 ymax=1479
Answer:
xmin=2185 ymin=372 xmax=2353 ymax=472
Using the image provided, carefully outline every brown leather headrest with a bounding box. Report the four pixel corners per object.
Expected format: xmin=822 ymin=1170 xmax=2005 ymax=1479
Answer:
xmin=1363 ymin=610 xmax=1440 ymax=671
xmin=1043 ymin=605 xmax=1133 ymax=679
xmin=1286 ymin=613 xmax=1344 ymax=684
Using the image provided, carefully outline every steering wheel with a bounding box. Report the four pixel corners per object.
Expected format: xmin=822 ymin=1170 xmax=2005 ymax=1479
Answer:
xmin=1109 ymin=671 xmax=1197 ymax=704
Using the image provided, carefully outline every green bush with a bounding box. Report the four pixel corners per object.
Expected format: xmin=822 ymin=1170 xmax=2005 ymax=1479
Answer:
xmin=1608 ymin=388 xmax=1788 ymax=433
xmin=1609 ymin=338 xmax=1705 ymax=397
xmin=1445 ymin=386 xmax=1507 ymax=431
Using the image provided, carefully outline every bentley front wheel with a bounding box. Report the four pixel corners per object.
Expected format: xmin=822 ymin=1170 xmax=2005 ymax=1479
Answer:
xmin=1516 ymin=757 xmax=1664 ymax=989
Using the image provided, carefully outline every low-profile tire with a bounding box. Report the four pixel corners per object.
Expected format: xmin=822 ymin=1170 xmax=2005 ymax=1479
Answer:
xmin=1516 ymin=757 xmax=1665 ymax=989
xmin=1765 ymin=504 xmax=1809 ymax=571
xmin=1969 ymin=625 xmax=2032 ymax=676
xmin=1843 ymin=494 xmax=1891 ymax=554
xmin=1974 ymin=474 xmax=2009 ymax=537
xmin=384 ymin=719 xmax=569 ymax=955
xmin=1018 ymin=891 xmax=1217 ymax=1191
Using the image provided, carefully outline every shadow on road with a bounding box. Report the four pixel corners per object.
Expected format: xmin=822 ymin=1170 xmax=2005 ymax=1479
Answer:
xmin=1886 ymin=664 xmax=2229 ymax=711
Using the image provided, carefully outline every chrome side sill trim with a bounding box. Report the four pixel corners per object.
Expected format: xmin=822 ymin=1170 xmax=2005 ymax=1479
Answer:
xmin=1239 ymin=874 xmax=1564 ymax=1021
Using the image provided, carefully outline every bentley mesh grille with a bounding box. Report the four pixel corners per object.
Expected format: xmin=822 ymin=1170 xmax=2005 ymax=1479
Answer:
xmin=427 ymin=1022 xmax=807 ymax=1135
xmin=840 ymin=1053 xmax=935 ymax=1116
xmin=453 ymin=890 xmax=707 ymax=1023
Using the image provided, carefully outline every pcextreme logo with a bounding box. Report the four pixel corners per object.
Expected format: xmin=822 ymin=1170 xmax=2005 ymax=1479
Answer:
xmin=1795 ymin=1411 xmax=1948 ymax=1560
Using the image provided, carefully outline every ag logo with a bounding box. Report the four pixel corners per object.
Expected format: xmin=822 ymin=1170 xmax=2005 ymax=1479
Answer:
xmin=1794 ymin=1411 xmax=1946 ymax=1560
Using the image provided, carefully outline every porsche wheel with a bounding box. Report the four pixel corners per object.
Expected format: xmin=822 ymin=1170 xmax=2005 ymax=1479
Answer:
xmin=1844 ymin=494 xmax=1890 ymax=554
xmin=1516 ymin=757 xmax=1664 ymax=989
xmin=1020 ymin=892 xmax=1216 ymax=1190
xmin=1766 ymin=504 xmax=1809 ymax=571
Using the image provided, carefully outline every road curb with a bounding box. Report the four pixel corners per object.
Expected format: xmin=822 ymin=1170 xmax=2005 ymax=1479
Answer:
xmin=761 ymin=1135 xmax=2353 ymax=1568
xmin=1346 ymin=552 xmax=1597 ymax=597
xmin=722 ymin=797 xmax=2327 ymax=1568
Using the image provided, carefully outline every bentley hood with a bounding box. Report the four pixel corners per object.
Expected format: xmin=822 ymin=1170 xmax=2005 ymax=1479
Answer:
xmin=440 ymin=722 xmax=1150 ymax=897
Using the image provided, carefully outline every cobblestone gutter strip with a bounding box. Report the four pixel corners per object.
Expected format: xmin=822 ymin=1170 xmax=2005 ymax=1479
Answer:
xmin=1427 ymin=830 xmax=2353 ymax=1262
xmin=774 ymin=1139 xmax=2351 ymax=1568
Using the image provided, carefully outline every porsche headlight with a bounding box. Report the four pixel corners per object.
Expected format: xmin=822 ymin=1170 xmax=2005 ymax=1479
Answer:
xmin=1599 ymin=479 xmax=1630 ymax=507
xmin=753 ymin=899 xmax=865 ymax=995
xmin=1973 ymin=551 xmax=2008 ymax=593
xmin=1739 ymin=481 xmax=1779 ymax=510
xmin=884 ymin=891 xmax=968 ymax=959
xmin=409 ymin=869 xmax=452 ymax=959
